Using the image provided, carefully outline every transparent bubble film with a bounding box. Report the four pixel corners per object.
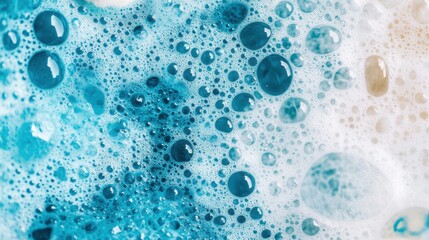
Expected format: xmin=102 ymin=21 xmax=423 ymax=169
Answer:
xmin=1 ymin=0 xmax=429 ymax=239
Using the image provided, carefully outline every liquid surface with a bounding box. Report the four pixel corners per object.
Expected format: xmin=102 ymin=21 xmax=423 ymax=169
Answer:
xmin=0 ymin=0 xmax=429 ymax=239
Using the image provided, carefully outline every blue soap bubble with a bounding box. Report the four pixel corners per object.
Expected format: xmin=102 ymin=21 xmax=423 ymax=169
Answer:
xmin=2 ymin=30 xmax=20 ymax=50
xmin=227 ymin=70 xmax=239 ymax=82
xmin=102 ymin=185 xmax=116 ymax=199
xmin=287 ymin=24 xmax=300 ymax=37
xmin=249 ymin=206 xmax=263 ymax=220
xmin=130 ymin=93 xmax=145 ymax=107
xmin=167 ymin=63 xmax=178 ymax=75
xmin=31 ymin=228 xmax=52 ymax=240
xmin=34 ymin=11 xmax=69 ymax=45
xmin=261 ymin=229 xmax=271 ymax=238
xmin=28 ymin=50 xmax=65 ymax=89
xmin=333 ymin=67 xmax=354 ymax=89
xmin=301 ymin=218 xmax=320 ymax=236
xmin=213 ymin=216 xmax=226 ymax=226
xmin=240 ymin=22 xmax=271 ymax=50
xmin=232 ymin=93 xmax=255 ymax=112
xmin=171 ymin=139 xmax=194 ymax=162
xmin=201 ymin=50 xmax=215 ymax=65
xmin=305 ymin=25 xmax=342 ymax=54
xmin=297 ymin=0 xmax=317 ymax=13
xmin=176 ymin=41 xmax=190 ymax=54
xmin=228 ymin=171 xmax=256 ymax=197
xmin=290 ymin=53 xmax=303 ymax=67
xmin=257 ymin=54 xmax=293 ymax=96
xmin=301 ymin=152 xmax=392 ymax=220
xmin=215 ymin=117 xmax=233 ymax=133
xmin=165 ymin=186 xmax=182 ymax=201
xmin=183 ymin=68 xmax=196 ymax=81
xmin=278 ymin=97 xmax=310 ymax=123
xmin=275 ymin=1 xmax=294 ymax=18
xmin=146 ymin=76 xmax=159 ymax=88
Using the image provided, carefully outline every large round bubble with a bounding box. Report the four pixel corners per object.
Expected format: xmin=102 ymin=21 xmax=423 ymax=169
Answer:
xmin=28 ymin=51 xmax=65 ymax=89
xmin=34 ymin=11 xmax=69 ymax=45
xmin=257 ymin=54 xmax=293 ymax=96
xmin=301 ymin=152 xmax=392 ymax=220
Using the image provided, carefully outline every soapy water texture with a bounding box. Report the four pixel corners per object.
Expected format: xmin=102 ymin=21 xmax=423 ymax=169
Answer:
xmin=1 ymin=0 xmax=429 ymax=239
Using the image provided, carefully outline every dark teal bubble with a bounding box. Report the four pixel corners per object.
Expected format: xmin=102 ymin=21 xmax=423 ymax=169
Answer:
xmin=215 ymin=100 xmax=225 ymax=109
xmin=240 ymin=22 xmax=271 ymax=50
xmin=297 ymin=0 xmax=317 ymax=13
xmin=257 ymin=54 xmax=293 ymax=96
xmin=232 ymin=93 xmax=255 ymax=112
xmin=171 ymin=139 xmax=193 ymax=162
xmin=213 ymin=216 xmax=226 ymax=226
xmin=228 ymin=171 xmax=255 ymax=197
xmin=167 ymin=63 xmax=178 ymax=75
xmin=84 ymin=85 xmax=105 ymax=115
xmin=2 ymin=30 xmax=20 ymax=50
xmin=278 ymin=97 xmax=310 ymax=123
xmin=84 ymin=223 xmax=96 ymax=233
xmin=183 ymin=68 xmax=196 ymax=81
xmin=146 ymin=76 xmax=159 ymax=88
xmin=28 ymin=50 xmax=65 ymax=89
xmin=191 ymin=48 xmax=199 ymax=58
xmin=275 ymin=232 xmax=284 ymax=240
xmin=261 ymin=229 xmax=272 ymax=238
xmin=130 ymin=93 xmax=145 ymax=107
xmin=305 ymin=25 xmax=342 ymax=54
xmin=215 ymin=117 xmax=233 ymax=133
xmin=124 ymin=172 xmax=135 ymax=184
xmin=113 ymin=46 xmax=122 ymax=55
xmin=302 ymin=218 xmax=320 ymax=236
xmin=222 ymin=158 xmax=230 ymax=166
xmin=176 ymin=41 xmax=190 ymax=54
xmin=205 ymin=213 xmax=214 ymax=221
xmin=248 ymin=57 xmax=257 ymax=66
xmin=198 ymin=86 xmax=210 ymax=98
xmin=133 ymin=25 xmax=147 ymax=38
xmin=275 ymin=1 xmax=294 ymax=18
xmin=237 ymin=215 xmax=246 ymax=223
xmin=228 ymin=70 xmax=239 ymax=82
xmin=165 ymin=186 xmax=182 ymax=201
xmin=221 ymin=3 xmax=248 ymax=24
xmin=31 ymin=227 xmax=52 ymax=240
xmin=102 ymin=185 xmax=116 ymax=199
xmin=201 ymin=51 xmax=215 ymax=65
xmin=250 ymin=207 xmax=263 ymax=220
xmin=34 ymin=11 xmax=69 ymax=45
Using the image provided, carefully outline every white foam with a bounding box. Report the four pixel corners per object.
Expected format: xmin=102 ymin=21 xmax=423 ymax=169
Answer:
xmin=86 ymin=0 xmax=135 ymax=8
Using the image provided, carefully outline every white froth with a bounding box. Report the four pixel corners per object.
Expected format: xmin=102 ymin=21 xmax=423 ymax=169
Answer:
xmin=86 ymin=0 xmax=135 ymax=8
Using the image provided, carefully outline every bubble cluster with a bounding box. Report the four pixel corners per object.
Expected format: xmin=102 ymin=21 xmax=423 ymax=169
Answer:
xmin=0 ymin=0 xmax=428 ymax=239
